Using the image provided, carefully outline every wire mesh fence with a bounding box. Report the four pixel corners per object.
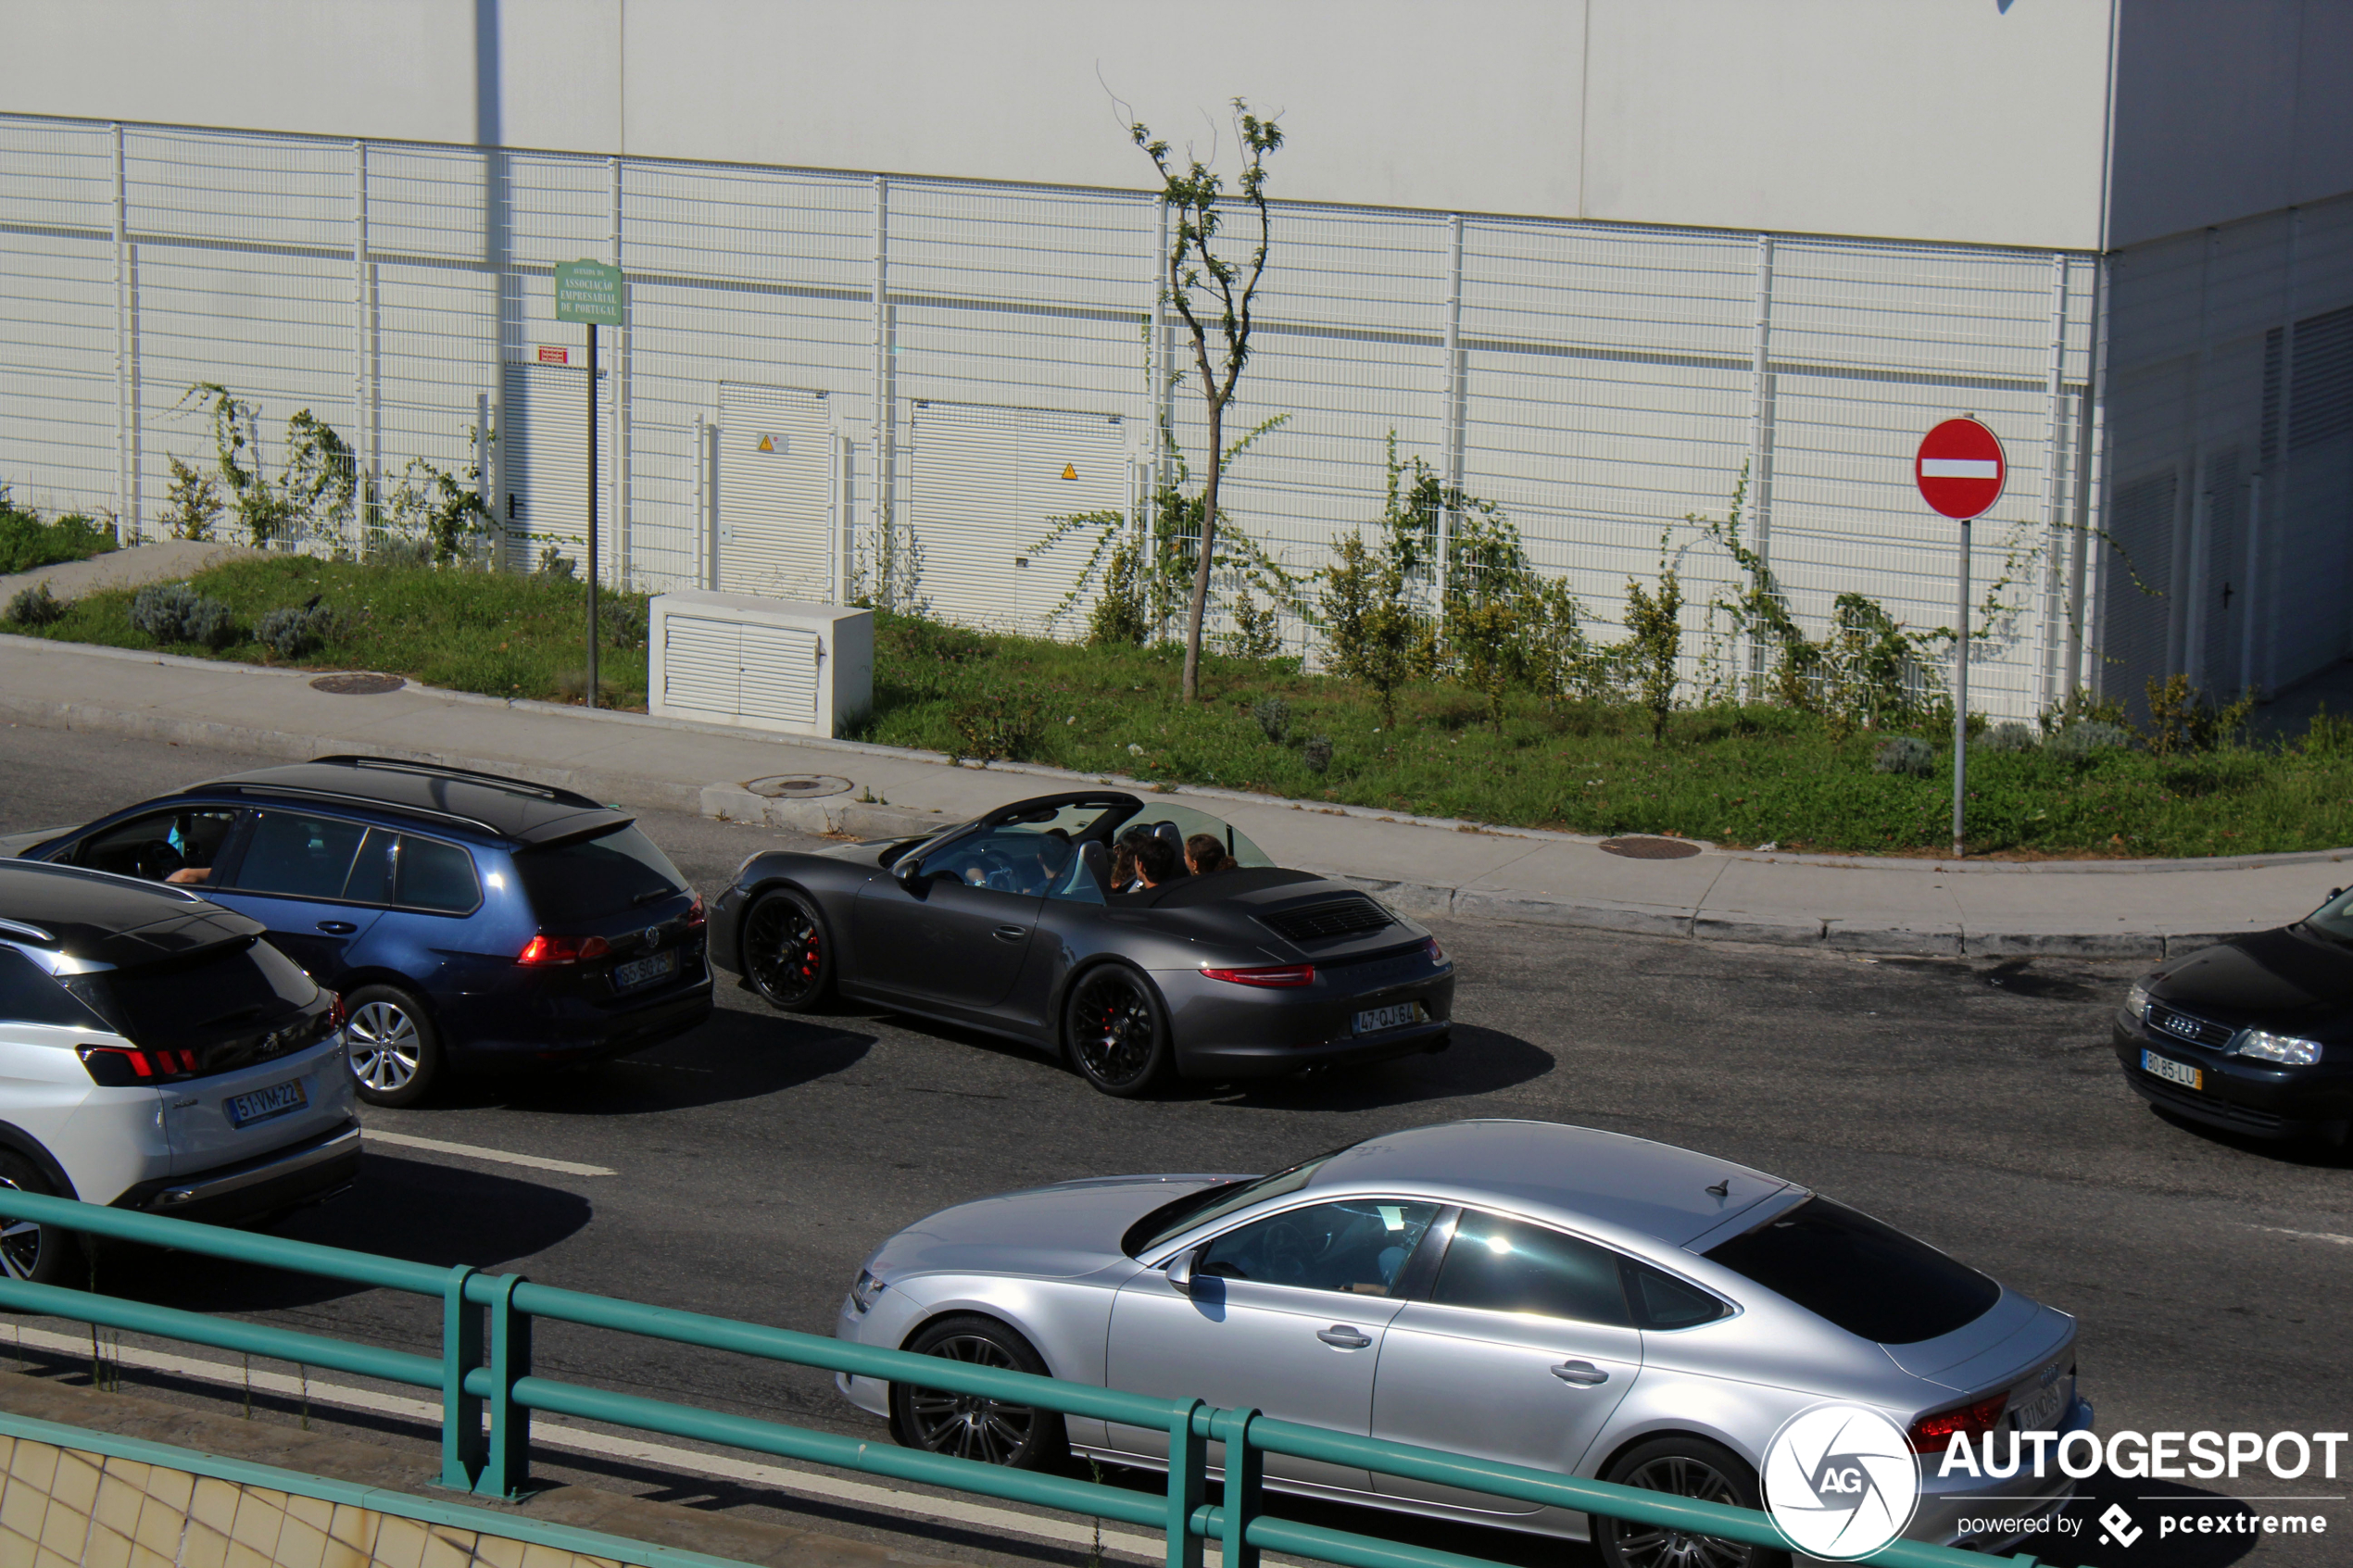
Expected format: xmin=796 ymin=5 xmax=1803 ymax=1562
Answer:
xmin=0 ymin=113 xmax=2108 ymax=720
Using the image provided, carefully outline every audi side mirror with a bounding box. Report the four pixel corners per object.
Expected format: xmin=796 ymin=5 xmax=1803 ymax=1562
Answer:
xmin=1165 ymin=1247 xmax=1197 ymax=1295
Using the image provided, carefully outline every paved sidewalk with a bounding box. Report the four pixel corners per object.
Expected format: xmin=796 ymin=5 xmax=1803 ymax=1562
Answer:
xmin=0 ymin=538 xmax=258 ymax=607
xmin=3 ymin=633 xmax=2346 ymax=960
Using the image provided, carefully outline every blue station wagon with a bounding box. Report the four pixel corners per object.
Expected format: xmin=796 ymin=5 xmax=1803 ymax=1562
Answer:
xmin=20 ymin=757 xmax=711 ymax=1106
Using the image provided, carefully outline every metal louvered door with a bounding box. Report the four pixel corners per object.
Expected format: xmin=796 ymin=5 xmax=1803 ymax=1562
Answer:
xmin=738 ymin=622 xmax=820 ymax=725
xmin=717 ymin=383 xmax=836 ymax=602
xmin=910 ymin=402 xmax=1021 ymax=630
xmin=1013 ymin=410 xmax=1129 ymax=636
xmin=501 ymin=360 xmax=609 ymax=575
xmin=660 ymin=615 xmax=741 ymax=720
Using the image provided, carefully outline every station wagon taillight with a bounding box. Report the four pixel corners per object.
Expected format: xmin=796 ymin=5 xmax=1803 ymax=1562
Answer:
xmin=78 ymin=1045 xmax=200 ymax=1086
xmin=517 ymin=934 xmax=610 ymax=966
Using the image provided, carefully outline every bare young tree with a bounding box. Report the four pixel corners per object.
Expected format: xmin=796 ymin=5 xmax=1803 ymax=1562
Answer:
xmin=1130 ymin=99 xmax=1284 ymax=703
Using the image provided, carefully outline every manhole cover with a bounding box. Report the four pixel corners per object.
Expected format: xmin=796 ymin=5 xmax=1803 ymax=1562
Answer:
xmin=1599 ymin=835 xmax=1702 ymax=860
xmin=743 ymin=773 xmax=853 ymax=800
xmin=308 ymin=672 xmax=406 ymax=696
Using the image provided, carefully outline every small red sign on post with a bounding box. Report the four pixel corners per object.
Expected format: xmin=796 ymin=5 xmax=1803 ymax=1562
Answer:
xmin=1914 ymin=418 xmax=2007 ymax=520
xmin=536 ymin=345 xmax=570 ymax=366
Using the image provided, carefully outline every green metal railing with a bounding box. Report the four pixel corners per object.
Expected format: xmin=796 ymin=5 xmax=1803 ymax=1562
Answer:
xmin=0 ymin=1191 xmax=2064 ymax=1568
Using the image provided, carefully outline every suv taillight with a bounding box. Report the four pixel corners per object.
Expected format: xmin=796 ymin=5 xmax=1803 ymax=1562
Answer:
xmin=78 ymin=1045 xmax=200 ymax=1087
xmin=1907 ymin=1393 xmax=2007 ymax=1454
xmin=328 ymin=993 xmax=348 ymax=1031
xmin=518 ymin=934 xmax=610 ymax=966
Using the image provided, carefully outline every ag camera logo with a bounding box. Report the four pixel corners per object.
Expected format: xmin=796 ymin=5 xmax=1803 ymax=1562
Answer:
xmin=1763 ymin=1404 xmax=1922 ymax=1561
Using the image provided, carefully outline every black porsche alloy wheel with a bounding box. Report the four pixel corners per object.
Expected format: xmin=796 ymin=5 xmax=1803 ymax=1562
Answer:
xmin=1596 ymin=1438 xmax=1781 ymax=1568
xmin=1063 ymin=965 xmax=1170 ymax=1097
xmin=743 ymin=888 xmax=834 ymax=1010
xmin=890 ymin=1315 xmax=1066 ymax=1471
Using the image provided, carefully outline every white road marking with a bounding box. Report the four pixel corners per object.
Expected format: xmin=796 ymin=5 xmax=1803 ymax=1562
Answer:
xmin=2251 ymin=1224 xmax=2353 ymax=1247
xmin=6 ymin=1326 xmax=1288 ymax=1566
xmin=1919 ymin=458 xmax=1998 ymax=479
xmin=362 ymin=1129 xmax=615 ymax=1178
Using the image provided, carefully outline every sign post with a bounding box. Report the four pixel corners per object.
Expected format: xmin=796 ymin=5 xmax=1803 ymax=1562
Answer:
xmin=1914 ymin=417 xmax=2007 ymax=859
xmin=554 ymin=259 xmax=625 ymax=708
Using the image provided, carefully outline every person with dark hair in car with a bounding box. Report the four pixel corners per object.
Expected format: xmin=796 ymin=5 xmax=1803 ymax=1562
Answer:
xmin=1185 ymin=834 xmax=1233 ymax=876
xmin=1128 ymin=832 xmax=1180 ymax=890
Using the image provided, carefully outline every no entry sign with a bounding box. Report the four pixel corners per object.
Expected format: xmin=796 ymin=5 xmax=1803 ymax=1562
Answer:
xmin=1915 ymin=418 xmax=2007 ymax=520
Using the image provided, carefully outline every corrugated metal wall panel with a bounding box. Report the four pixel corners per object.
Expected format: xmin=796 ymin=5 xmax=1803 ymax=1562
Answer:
xmin=500 ymin=358 xmax=609 ymax=571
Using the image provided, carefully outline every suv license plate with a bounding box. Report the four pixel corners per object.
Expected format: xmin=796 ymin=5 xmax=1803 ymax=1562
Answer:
xmin=614 ymin=949 xmax=679 ymax=991
xmin=1354 ymin=1000 xmax=1426 ymax=1035
xmin=2141 ymin=1049 xmax=2202 ymax=1091
xmin=226 ymin=1078 xmax=308 ymax=1129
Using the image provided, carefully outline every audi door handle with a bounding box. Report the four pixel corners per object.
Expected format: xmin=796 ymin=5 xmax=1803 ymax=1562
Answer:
xmin=1551 ymin=1361 xmax=1609 ymax=1386
xmin=992 ymin=924 xmax=1027 ymax=942
xmin=316 ymin=921 xmax=358 ymax=935
xmin=1316 ymin=1326 xmax=1373 ymax=1349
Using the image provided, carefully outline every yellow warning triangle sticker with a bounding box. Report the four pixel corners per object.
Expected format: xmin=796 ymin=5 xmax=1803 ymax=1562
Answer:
xmin=1062 ymin=462 xmax=1077 ymax=481
xmin=756 ymin=435 xmax=774 ymax=452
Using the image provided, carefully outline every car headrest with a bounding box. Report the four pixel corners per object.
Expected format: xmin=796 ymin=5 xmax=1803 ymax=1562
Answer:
xmin=1151 ymin=820 xmax=1189 ymax=875
xmin=1077 ymin=839 xmax=1112 ymax=895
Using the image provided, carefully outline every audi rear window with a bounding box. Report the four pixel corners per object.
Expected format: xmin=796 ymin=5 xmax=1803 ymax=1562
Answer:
xmin=1704 ymin=1197 xmax=1998 ymax=1345
xmin=515 ymin=825 xmax=687 ymax=921
xmin=65 ymin=937 xmax=317 ymax=1052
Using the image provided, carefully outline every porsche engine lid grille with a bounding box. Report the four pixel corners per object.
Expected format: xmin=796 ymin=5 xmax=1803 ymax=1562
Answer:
xmin=1261 ymin=897 xmax=1392 ymax=943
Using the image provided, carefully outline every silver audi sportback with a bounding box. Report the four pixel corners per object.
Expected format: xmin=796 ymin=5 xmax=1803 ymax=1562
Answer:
xmin=835 ymin=1120 xmax=2093 ymax=1565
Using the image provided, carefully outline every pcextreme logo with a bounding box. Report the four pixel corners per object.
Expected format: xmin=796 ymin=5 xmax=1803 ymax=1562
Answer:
xmin=1763 ymin=1404 xmax=1922 ymax=1561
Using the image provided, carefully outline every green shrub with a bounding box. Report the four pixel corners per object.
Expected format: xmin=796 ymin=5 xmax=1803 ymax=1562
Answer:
xmin=1302 ymin=735 xmax=1333 ymax=773
xmin=2301 ymin=704 xmax=2353 ymax=758
xmin=1873 ymin=735 xmax=1935 ymax=776
xmin=950 ymin=681 xmax=1045 ymax=762
xmin=2049 ymin=719 xmax=2132 ymax=761
xmin=129 ymin=582 xmax=235 ymax=648
xmin=1252 ymin=696 xmax=1291 ymax=745
xmin=256 ymin=599 xmax=340 ymax=660
xmin=1976 ymin=721 xmax=2039 ymax=754
xmin=0 ymin=508 xmax=116 ymax=574
xmin=5 ymin=581 xmax=67 ymax=628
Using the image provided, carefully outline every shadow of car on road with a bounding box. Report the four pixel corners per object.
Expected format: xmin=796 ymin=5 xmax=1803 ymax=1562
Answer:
xmin=432 ymin=1003 xmax=876 ymax=1117
xmin=2148 ymin=1104 xmax=2353 ymax=1170
xmin=86 ymin=1151 xmax=593 ymax=1313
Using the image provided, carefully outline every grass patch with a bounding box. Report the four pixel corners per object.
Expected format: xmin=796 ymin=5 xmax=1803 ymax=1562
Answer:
xmin=19 ymin=556 xmax=648 ymax=709
xmin=0 ymin=507 xmax=116 ymax=574
xmin=21 ymin=565 xmax=2353 ymax=857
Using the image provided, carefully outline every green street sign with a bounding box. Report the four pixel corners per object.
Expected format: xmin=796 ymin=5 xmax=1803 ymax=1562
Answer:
xmin=554 ymin=258 xmax=625 ymax=326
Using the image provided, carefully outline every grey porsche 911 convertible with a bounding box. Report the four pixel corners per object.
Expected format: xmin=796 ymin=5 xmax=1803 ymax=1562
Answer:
xmin=707 ymin=790 xmax=1453 ymax=1095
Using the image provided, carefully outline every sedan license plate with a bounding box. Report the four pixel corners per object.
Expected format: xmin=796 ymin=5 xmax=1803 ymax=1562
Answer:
xmin=613 ymin=949 xmax=678 ymax=992
xmin=225 ymin=1078 xmax=308 ymax=1129
xmin=2141 ymin=1049 xmax=2202 ymax=1091
xmin=2012 ymin=1378 xmax=2069 ymax=1432
xmin=1354 ymin=1000 xmax=1426 ymax=1035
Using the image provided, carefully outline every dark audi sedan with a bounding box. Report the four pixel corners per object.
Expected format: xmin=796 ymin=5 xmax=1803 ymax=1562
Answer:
xmin=2114 ymin=888 xmax=2353 ymax=1144
xmin=21 ymin=757 xmax=711 ymax=1107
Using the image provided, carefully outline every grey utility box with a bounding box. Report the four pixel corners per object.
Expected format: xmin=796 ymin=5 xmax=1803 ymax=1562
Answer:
xmin=648 ymin=590 xmax=872 ymax=739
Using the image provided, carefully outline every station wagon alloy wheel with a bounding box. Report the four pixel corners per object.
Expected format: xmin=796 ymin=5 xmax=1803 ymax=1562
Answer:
xmin=345 ymin=985 xmax=442 ymax=1109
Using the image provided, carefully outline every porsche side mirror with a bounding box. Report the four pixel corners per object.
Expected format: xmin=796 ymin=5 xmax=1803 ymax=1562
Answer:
xmin=1165 ymin=1247 xmax=1197 ymax=1295
xmin=895 ymin=857 xmax=925 ymax=886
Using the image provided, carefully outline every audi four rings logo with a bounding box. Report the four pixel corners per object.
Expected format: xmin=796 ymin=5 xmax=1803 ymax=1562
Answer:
xmin=1763 ymin=1404 xmax=1922 ymax=1561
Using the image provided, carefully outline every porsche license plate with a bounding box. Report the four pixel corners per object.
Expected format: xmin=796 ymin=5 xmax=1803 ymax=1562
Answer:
xmin=2141 ymin=1049 xmax=2202 ymax=1091
xmin=1354 ymin=1000 xmax=1426 ymax=1035
xmin=614 ymin=949 xmax=678 ymax=991
xmin=226 ymin=1078 xmax=308 ymax=1129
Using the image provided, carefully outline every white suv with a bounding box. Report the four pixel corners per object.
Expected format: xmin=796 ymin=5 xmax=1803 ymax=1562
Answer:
xmin=0 ymin=860 xmax=360 ymax=1280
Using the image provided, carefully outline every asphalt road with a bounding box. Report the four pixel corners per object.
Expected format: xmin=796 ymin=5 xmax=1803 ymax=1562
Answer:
xmin=3 ymin=724 xmax=2348 ymax=1568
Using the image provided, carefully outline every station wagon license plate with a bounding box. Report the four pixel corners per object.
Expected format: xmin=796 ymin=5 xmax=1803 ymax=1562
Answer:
xmin=613 ymin=949 xmax=678 ymax=992
xmin=1354 ymin=1000 xmax=1427 ymax=1035
xmin=226 ymin=1078 xmax=308 ymax=1129
xmin=2141 ymin=1049 xmax=2202 ymax=1091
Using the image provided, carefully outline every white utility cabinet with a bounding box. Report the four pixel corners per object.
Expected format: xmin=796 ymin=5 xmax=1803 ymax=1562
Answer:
xmin=648 ymin=590 xmax=872 ymax=739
